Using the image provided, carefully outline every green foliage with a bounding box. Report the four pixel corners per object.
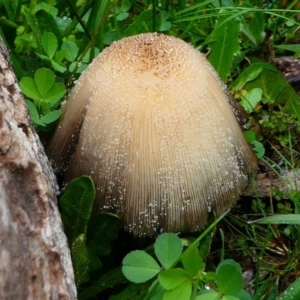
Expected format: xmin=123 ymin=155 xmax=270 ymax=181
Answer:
xmin=208 ymin=16 xmax=240 ymax=82
xmin=181 ymin=245 xmax=204 ymax=277
xmin=122 ymin=233 xmax=250 ymax=300
xmin=241 ymin=12 xmax=265 ymax=46
xmin=2 ymin=0 xmax=300 ymax=299
xmin=216 ymin=260 xmax=243 ymax=295
xmin=36 ymin=32 xmax=67 ymax=73
xmin=275 ymin=44 xmax=300 ymax=58
xmin=251 ymin=198 xmax=266 ymax=213
xmin=155 ymin=233 xmax=183 ymax=270
xmin=244 ymin=130 xmax=265 ymax=159
xmin=123 ymin=250 xmax=161 ymax=283
xmin=60 ymin=176 xmax=121 ymax=286
xmin=232 ymin=62 xmax=300 ymax=118
xmin=2 ymin=0 xmax=300 ymax=148
xmin=109 ymin=282 xmax=150 ymax=300
xmin=277 ymin=278 xmax=300 ymax=299
xmin=20 ymin=68 xmax=65 ymax=130
xmin=249 ymin=214 xmax=300 ymax=225
xmin=231 ymin=61 xmax=300 ymax=147
xmin=60 ymin=176 xmax=95 ymax=244
xmin=239 ymin=88 xmax=262 ymax=114
xmin=124 ymin=9 xmax=158 ymax=36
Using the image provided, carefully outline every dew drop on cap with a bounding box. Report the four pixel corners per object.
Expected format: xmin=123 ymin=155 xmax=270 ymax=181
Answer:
xmin=47 ymin=33 xmax=257 ymax=236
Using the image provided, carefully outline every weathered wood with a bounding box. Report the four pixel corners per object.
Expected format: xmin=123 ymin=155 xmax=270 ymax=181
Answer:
xmin=243 ymin=171 xmax=300 ymax=198
xmin=0 ymin=37 xmax=76 ymax=299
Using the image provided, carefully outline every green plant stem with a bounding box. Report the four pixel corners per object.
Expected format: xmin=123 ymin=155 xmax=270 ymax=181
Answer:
xmin=220 ymin=228 xmax=225 ymax=262
xmin=66 ymin=0 xmax=92 ymax=40
xmin=286 ymin=0 xmax=300 ymax=10
xmin=191 ymin=277 xmax=199 ymax=300
xmin=190 ymin=210 xmax=229 ymax=250
xmin=67 ymin=1 xmax=115 ymax=83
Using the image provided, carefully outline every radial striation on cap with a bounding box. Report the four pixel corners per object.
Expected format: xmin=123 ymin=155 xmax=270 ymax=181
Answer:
xmin=47 ymin=33 xmax=257 ymax=236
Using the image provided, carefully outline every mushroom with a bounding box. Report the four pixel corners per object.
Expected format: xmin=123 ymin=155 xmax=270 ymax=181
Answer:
xmin=47 ymin=33 xmax=257 ymax=236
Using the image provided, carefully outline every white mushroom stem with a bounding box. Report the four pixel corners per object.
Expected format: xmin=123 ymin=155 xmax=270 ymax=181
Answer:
xmin=47 ymin=33 xmax=257 ymax=236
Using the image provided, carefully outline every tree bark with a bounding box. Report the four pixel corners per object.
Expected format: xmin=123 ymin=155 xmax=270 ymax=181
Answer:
xmin=0 ymin=38 xmax=76 ymax=299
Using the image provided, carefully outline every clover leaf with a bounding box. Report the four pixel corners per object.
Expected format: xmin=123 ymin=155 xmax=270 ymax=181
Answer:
xmin=20 ymin=68 xmax=66 ymax=130
xmin=20 ymin=68 xmax=66 ymax=107
xmin=36 ymin=32 xmax=67 ymax=73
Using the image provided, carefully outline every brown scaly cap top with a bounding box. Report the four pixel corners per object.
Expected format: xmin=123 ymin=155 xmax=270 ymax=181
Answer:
xmin=47 ymin=33 xmax=257 ymax=236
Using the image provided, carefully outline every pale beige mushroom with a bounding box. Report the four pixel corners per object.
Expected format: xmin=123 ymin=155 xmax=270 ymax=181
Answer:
xmin=47 ymin=33 xmax=257 ymax=236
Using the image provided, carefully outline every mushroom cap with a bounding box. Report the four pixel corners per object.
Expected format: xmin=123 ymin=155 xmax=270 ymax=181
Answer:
xmin=47 ymin=33 xmax=257 ymax=236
